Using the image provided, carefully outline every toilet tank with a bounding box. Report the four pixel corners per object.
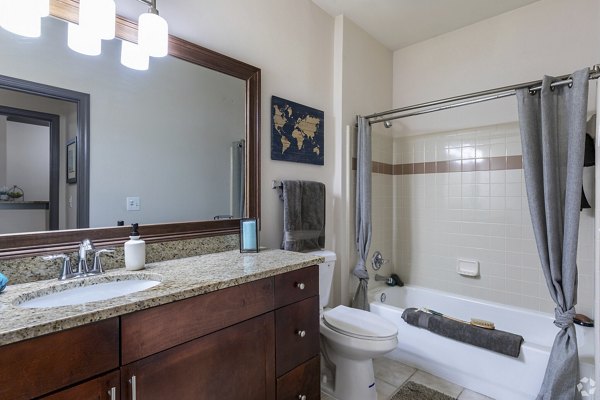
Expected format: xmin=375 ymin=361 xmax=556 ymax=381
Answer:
xmin=306 ymin=250 xmax=336 ymax=309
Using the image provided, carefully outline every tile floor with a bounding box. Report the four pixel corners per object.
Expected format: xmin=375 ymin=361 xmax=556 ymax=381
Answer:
xmin=321 ymin=357 xmax=493 ymax=400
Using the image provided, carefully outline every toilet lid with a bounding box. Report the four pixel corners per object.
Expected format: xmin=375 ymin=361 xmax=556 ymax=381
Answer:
xmin=322 ymin=305 xmax=398 ymax=340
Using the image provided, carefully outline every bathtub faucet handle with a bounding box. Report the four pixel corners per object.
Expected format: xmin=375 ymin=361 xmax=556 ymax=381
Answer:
xmin=371 ymin=250 xmax=389 ymax=271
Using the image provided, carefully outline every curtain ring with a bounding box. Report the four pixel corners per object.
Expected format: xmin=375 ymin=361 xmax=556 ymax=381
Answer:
xmin=529 ymin=89 xmax=537 ymax=95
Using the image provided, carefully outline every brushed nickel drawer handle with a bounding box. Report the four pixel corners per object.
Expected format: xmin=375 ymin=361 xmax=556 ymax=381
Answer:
xmin=296 ymin=330 xmax=306 ymax=338
xmin=108 ymin=387 xmax=116 ymax=400
xmin=296 ymin=282 xmax=305 ymax=290
xmin=129 ymin=376 xmax=137 ymax=400
xmin=298 ymin=395 xmax=307 ymax=400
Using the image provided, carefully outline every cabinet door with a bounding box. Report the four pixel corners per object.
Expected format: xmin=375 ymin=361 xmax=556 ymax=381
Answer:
xmin=40 ymin=371 xmax=120 ymax=400
xmin=276 ymin=356 xmax=320 ymax=400
xmin=0 ymin=318 xmax=119 ymax=400
xmin=121 ymin=313 xmax=275 ymax=400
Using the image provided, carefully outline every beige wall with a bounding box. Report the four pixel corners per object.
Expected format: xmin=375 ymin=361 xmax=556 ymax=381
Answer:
xmin=392 ymin=0 xmax=599 ymax=136
xmin=334 ymin=16 xmax=393 ymax=305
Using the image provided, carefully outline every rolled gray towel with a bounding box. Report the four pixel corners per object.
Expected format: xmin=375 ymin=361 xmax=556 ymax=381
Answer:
xmin=401 ymin=307 xmax=524 ymax=358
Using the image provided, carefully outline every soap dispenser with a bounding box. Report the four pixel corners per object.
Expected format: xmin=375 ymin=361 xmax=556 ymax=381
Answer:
xmin=125 ymin=223 xmax=146 ymax=271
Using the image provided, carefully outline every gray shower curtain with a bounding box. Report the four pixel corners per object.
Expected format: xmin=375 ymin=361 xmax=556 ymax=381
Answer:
xmin=516 ymin=68 xmax=589 ymax=400
xmin=231 ymin=140 xmax=245 ymax=218
xmin=351 ymin=116 xmax=372 ymax=311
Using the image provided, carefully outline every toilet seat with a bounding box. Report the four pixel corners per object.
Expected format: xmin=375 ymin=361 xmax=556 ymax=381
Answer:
xmin=322 ymin=305 xmax=397 ymax=341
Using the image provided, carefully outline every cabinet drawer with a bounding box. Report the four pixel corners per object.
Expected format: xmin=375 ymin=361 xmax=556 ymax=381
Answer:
xmin=121 ymin=277 xmax=274 ymax=364
xmin=275 ymin=296 xmax=320 ymax=376
xmin=0 ymin=318 xmax=119 ymax=400
xmin=41 ymin=370 xmax=120 ymax=400
xmin=277 ymin=356 xmax=320 ymax=400
xmin=274 ymin=265 xmax=318 ymax=308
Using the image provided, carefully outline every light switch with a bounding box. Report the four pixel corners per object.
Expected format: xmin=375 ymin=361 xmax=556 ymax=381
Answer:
xmin=126 ymin=196 xmax=140 ymax=211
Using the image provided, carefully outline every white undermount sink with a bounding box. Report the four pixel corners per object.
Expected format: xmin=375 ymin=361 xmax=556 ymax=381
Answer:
xmin=17 ymin=277 xmax=161 ymax=309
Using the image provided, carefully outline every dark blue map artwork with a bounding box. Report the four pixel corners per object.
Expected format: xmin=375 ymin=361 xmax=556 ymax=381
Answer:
xmin=271 ymin=96 xmax=324 ymax=165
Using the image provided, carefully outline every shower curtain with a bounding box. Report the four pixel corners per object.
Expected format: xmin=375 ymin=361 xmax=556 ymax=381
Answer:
xmin=231 ymin=139 xmax=245 ymax=218
xmin=351 ymin=116 xmax=372 ymax=311
xmin=516 ymin=68 xmax=589 ymax=400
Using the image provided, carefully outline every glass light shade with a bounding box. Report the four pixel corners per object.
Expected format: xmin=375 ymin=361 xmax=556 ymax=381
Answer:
xmin=67 ymin=22 xmax=101 ymax=56
xmin=79 ymin=0 xmax=115 ymax=40
xmin=121 ymin=41 xmax=149 ymax=71
xmin=0 ymin=0 xmax=6 ymax=28
xmin=1 ymin=1 xmax=41 ymax=37
xmin=138 ymin=12 xmax=168 ymax=57
xmin=37 ymin=0 xmax=50 ymax=17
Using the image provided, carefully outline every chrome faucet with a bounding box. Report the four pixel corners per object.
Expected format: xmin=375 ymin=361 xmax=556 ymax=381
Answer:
xmin=88 ymin=248 xmax=115 ymax=275
xmin=42 ymin=254 xmax=75 ymax=280
xmin=76 ymin=239 xmax=95 ymax=276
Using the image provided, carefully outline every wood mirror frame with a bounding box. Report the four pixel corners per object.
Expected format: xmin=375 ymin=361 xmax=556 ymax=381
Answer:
xmin=0 ymin=0 xmax=260 ymax=259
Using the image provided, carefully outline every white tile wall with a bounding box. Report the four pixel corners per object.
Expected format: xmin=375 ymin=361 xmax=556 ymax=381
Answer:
xmin=370 ymin=132 xmax=395 ymax=281
xmin=393 ymin=122 xmax=595 ymax=316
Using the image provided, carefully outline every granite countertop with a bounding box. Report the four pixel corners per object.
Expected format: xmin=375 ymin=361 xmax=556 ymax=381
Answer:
xmin=0 ymin=249 xmax=324 ymax=346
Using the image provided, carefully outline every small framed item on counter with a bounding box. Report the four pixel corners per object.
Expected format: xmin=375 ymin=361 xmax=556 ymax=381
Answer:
xmin=240 ymin=218 xmax=259 ymax=253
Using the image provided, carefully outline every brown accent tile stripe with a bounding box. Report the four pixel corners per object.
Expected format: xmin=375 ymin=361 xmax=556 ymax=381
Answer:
xmin=352 ymin=156 xmax=523 ymax=175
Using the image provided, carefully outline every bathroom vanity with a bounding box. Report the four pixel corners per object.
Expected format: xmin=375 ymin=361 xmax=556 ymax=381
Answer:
xmin=0 ymin=249 xmax=322 ymax=400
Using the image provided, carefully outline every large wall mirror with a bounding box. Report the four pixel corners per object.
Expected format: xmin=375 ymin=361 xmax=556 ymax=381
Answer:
xmin=0 ymin=0 xmax=260 ymax=257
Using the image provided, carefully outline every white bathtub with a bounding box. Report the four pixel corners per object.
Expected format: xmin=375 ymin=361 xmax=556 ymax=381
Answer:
xmin=369 ymin=285 xmax=595 ymax=400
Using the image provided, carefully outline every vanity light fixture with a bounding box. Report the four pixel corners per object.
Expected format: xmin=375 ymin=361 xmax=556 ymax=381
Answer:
xmin=137 ymin=0 xmax=169 ymax=58
xmin=121 ymin=40 xmax=149 ymax=71
xmin=0 ymin=0 xmax=49 ymax=38
xmin=2 ymin=0 xmax=168 ymax=70
xmin=79 ymin=0 xmax=116 ymax=41
xmin=67 ymin=22 xmax=102 ymax=56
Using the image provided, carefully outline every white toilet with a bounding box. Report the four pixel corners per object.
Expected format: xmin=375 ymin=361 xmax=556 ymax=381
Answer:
xmin=308 ymin=250 xmax=398 ymax=400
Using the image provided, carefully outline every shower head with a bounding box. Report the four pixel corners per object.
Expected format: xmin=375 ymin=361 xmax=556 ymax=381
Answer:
xmin=383 ymin=120 xmax=393 ymax=128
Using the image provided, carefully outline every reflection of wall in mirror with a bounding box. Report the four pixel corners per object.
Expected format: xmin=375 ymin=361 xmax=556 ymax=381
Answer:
xmin=0 ymin=16 xmax=246 ymax=229
xmin=0 ymin=119 xmax=49 ymax=233
xmin=0 ymin=89 xmax=78 ymax=232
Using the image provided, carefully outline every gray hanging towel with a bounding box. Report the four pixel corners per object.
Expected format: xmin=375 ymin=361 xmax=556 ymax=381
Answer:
xmin=280 ymin=180 xmax=325 ymax=252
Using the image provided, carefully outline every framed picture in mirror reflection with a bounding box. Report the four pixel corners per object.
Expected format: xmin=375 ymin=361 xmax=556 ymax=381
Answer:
xmin=66 ymin=138 xmax=77 ymax=184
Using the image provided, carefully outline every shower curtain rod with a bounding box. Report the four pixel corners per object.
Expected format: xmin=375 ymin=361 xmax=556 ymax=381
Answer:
xmin=364 ymin=64 xmax=600 ymax=125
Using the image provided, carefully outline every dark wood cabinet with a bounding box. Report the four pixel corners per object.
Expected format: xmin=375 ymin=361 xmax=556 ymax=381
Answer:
xmin=40 ymin=371 xmax=120 ymax=400
xmin=274 ymin=265 xmax=319 ymax=308
xmin=122 ymin=314 xmax=275 ymax=400
xmin=0 ymin=318 xmax=119 ymax=400
xmin=275 ymin=296 xmax=321 ymax=377
xmin=277 ymin=356 xmax=320 ymax=400
xmin=274 ymin=266 xmax=321 ymax=399
xmin=121 ymin=278 xmax=274 ymax=364
xmin=0 ymin=266 xmax=320 ymax=400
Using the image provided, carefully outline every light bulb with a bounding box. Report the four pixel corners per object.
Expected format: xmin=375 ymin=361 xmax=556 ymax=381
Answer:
xmin=79 ymin=0 xmax=115 ymax=40
xmin=67 ymin=22 xmax=101 ymax=56
xmin=138 ymin=12 xmax=168 ymax=57
xmin=2 ymin=1 xmax=42 ymax=37
xmin=121 ymin=41 xmax=149 ymax=71
xmin=37 ymin=0 xmax=50 ymax=17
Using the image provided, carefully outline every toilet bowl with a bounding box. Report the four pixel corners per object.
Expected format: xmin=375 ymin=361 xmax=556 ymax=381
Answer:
xmin=307 ymin=250 xmax=399 ymax=400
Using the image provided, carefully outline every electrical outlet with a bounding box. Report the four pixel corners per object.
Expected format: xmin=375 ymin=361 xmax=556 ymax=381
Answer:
xmin=126 ymin=196 xmax=140 ymax=211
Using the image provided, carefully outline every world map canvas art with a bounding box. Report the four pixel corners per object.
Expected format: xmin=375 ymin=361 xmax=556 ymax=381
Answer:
xmin=271 ymin=96 xmax=324 ymax=165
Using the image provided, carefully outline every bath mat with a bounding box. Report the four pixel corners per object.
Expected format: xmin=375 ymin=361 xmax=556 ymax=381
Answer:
xmin=391 ymin=381 xmax=456 ymax=400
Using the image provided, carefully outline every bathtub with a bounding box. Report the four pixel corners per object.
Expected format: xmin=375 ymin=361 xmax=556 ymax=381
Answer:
xmin=369 ymin=285 xmax=595 ymax=400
